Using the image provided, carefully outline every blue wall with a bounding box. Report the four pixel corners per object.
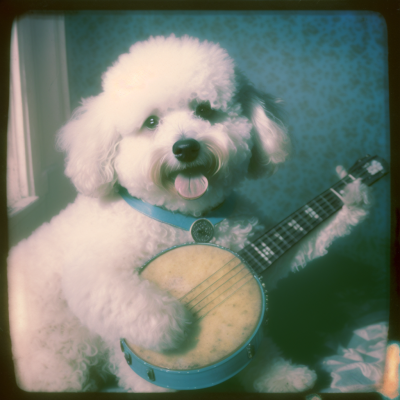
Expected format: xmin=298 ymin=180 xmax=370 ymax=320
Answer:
xmin=64 ymin=11 xmax=390 ymax=268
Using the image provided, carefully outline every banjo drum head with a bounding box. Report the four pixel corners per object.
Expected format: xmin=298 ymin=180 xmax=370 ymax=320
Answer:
xmin=125 ymin=243 xmax=264 ymax=371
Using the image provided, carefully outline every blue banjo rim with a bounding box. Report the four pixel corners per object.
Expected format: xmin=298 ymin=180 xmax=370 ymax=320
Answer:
xmin=121 ymin=242 xmax=266 ymax=388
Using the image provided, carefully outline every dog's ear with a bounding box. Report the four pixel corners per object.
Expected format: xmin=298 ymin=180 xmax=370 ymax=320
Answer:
xmin=235 ymin=71 xmax=291 ymax=178
xmin=56 ymin=94 xmax=120 ymax=197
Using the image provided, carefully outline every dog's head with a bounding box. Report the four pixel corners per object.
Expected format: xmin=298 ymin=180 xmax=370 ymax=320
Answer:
xmin=58 ymin=35 xmax=291 ymax=215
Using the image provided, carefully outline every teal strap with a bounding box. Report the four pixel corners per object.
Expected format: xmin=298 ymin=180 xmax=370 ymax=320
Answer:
xmin=118 ymin=186 xmax=236 ymax=231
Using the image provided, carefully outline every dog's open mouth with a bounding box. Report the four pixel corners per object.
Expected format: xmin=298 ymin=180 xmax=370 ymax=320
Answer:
xmin=174 ymin=168 xmax=208 ymax=200
xmin=153 ymin=146 xmax=222 ymax=201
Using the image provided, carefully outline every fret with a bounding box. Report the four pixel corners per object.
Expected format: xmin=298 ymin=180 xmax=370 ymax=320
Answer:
xmin=254 ymin=242 xmax=271 ymax=256
xmin=270 ymin=227 xmax=292 ymax=248
xmin=304 ymin=204 xmax=320 ymax=219
xmin=284 ymin=218 xmax=302 ymax=234
xmin=275 ymin=224 xmax=298 ymax=244
xmin=324 ymin=192 xmax=342 ymax=209
xmin=259 ymin=239 xmax=284 ymax=256
xmin=274 ymin=225 xmax=301 ymax=248
xmin=326 ymin=190 xmax=344 ymax=210
xmin=320 ymin=193 xmax=338 ymax=211
xmin=309 ymin=198 xmax=331 ymax=218
xmin=242 ymin=248 xmax=265 ymax=274
xmin=286 ymin=217 xmax=309 ymax=239
xmin=252 ymin=236 xmax=281 ymax=258
xmin=268 ymin=234 xmax=286 ymax=253
xmin=319 ymin=194 xmax=338 ymax=213
xmin=259 ymin=242 xmax=276 ymax=257
xmin=303 ymin=206 xmax=323 ymax=228
xmin=288 ymin=218 xmax=304 ymax=232
xmin=250 ymin=243 xmax=273 ymax=266
xmin=237 ymin=155 xmax=388 ymax=275
xmin=289 ymin=224 xmax=308 ymax=241
xmin=259 ymin=240 xmax=287 ymax=262
xmin=286 ymin=222 xmax=308 ymax=242
xmin=296 ymin=207 xmax=318 ymax=230
xmin=295 ymin=215 xmax=318 ymax=235
xmin=249 ymin=233 xmax=287 ymax=268
xmin=258 ymin=233 xmax=286 ymax=254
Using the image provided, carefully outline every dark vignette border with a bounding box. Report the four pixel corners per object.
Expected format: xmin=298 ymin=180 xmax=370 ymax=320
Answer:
xmin=0 ymin=1 xmax=398 ymax=400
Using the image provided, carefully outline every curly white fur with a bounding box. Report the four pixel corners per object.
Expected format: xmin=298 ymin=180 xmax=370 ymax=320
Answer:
xmin=8 ymin=35 xmax=369 ymax=392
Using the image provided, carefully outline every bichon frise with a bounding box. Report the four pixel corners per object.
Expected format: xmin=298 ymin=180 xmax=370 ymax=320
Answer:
xmin=7 ymin=35 xmax=369 ymax=392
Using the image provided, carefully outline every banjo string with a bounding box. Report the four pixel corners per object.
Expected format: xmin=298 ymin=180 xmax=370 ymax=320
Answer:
xmin=193 ymin=275 xmax=254 ymax=320
xmin=186 ymin=263 xmax=249 ymax=312
xmin=179 ymin=256 xmax=240 ymax=302
xmin=183 ymin=261 xmax=244 ymax=307
xmin=192 ymin=273 xmax=252 ymax=316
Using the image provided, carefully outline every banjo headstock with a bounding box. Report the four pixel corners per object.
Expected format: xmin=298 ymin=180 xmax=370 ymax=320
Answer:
xmin=348 ymin=154 xmax=389 ymax=186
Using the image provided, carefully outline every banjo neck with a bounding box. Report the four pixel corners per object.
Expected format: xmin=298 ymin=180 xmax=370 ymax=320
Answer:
xmin=237 ymin=155 xmax=388 ymax=276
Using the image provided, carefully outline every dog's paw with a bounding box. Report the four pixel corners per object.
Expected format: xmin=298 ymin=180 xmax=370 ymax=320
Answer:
xmin=123 ymin=281 xmax=193 ymax=352
xmin=254 ymin=358 xmax=317 ymax=393
xmin=336 ymin=165 xmax=370 ymax=210
xmin=150 ymin=297 xmax=194 ymax=352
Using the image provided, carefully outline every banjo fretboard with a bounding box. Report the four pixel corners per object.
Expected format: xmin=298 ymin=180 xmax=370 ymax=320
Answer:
xmin=237 ymin=155 xmax=388 ymax=276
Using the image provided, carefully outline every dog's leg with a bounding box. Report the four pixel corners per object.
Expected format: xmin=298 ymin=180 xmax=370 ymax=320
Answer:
xmin=236 ymin=335 xmax=317 ymax=392
xmin=263 ymin=167 xmax=370 ymax=290
xmin=8 ymin=237 xmax=110 ymax=391
xmin=8 ymin=273 xmax=98 ymax=391
xmin=61 ymin=252 xmax=193 ymax=354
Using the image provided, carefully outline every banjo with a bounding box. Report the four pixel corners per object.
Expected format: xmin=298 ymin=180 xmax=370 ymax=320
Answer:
xmin=119 ymin=155 xmax=388 ymax=390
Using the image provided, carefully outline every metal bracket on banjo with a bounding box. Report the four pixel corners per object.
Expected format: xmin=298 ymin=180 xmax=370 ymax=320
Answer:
xmin=147 ymin=368 xmax=156 ymax=381
xmin=246 ymin=343 xmax=255 ymax=359
xmin=124 ymin=352 xmax=132 ymax=365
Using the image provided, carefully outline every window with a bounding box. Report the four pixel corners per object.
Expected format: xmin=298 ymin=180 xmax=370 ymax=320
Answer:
xmin=7 ymin=22 xmax=37 ymax=215
xmin=7 ymin=14 xmax=76 ymax=246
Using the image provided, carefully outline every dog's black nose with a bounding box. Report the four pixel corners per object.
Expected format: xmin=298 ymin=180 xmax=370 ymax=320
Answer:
xmin=172 ymin=139 xmax=200 ymax=162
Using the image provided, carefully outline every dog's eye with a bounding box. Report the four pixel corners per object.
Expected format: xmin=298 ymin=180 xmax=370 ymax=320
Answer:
xmin=142 ymin=116 xmax=159 ymax=130
xmin=195 ymin=102 xmax=216 ymax=121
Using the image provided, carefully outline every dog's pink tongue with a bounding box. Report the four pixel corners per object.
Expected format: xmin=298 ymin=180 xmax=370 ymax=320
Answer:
xmin=174 ymin=172 xmax=208 ymax=200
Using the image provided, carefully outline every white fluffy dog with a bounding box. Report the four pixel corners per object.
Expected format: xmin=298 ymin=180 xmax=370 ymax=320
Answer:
xmin=8 ymin=35 xmax=370 ymax=392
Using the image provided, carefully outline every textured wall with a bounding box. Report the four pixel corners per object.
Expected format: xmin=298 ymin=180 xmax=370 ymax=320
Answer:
xmin=64 ymin=11 xmax=390 ymax=268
